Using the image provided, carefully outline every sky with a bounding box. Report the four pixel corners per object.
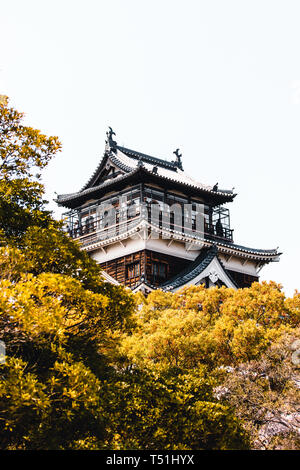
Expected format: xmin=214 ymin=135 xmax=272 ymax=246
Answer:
xmin=0 ymin=0 xmax=299 ymax=296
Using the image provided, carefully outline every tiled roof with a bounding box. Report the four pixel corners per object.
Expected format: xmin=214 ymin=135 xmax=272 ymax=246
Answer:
xmin=113 ymin=147 xmax=218 ymax=194
xmin=161 ymin=245 xmax=240 ymax=290
xmin=161 ymin=245 xmax=216 ymax=290
xmin=116 ymin=145 xmax=179 ymax=171
xmin=101 ymin=270 xmax=119 ymax=285
xmin=214 ymin=239 xmax=279 ymax=257
xmin=56 ymin=137 xmax=236 ymax=205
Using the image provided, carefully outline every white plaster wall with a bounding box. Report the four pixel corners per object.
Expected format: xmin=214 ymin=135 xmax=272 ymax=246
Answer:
xmin=90 ymin=237 xmax=146 ymax=263
xmin=218 ymin=254 xmax=258 ymax=276
xmin=89 ymin=232 xmax=262 ymax=278
xmin=90 ymin=236 xmax=201 ymax=264
xmin=172 ymin=257 xmax=237 ymax=291
xmin=145 ymin=238 xmax=199 ymax=261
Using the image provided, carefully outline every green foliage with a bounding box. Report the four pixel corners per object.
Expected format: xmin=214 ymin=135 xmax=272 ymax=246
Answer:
xmin=22 ymin=224 xmax=101 ymax=283
xmin=0 ymin=102 xmax=61 ymax=179
xmin=119 ymin=283 xmax=297 ymax=371
xmin=0 ymin=99 xmax=61 ymax=243
xmin=0 ymin=245 xmax=135 ymax=449
xmin=100 ymin=368 xmax=249 ymax=450
xmin=0 ymin=100 xmax=136 ymax=449
xmin=0 ymin=354 xmax=105 ymax=450
xmin=111 ymin=284 xmax=299 ymax=449
xmin=0 ymin=99 xmax=298 ymax=450
xmin=21 ymin=224 xmax=136 ymax=329
xmin=218 ymin=330 xmax=300 ymax=449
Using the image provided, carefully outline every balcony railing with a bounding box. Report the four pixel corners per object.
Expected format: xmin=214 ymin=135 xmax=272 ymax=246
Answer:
xmin=65 ymin=212 xmax=233 ymax=248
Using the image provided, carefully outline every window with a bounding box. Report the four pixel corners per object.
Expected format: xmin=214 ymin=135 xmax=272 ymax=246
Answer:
xmin=152 ymin=262 xmax=167 ymax=280
xmin=126 ymin=262 xmax=140 ymax=279
xmin=84 ymin=215 xmax=95 ymax=233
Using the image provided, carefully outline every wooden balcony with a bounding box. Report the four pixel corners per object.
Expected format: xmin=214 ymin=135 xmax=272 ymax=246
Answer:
xmin=66 ymin=212 xmax=233 ymax=249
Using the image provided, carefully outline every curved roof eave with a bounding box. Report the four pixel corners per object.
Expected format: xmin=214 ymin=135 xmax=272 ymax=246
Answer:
xmin=78 ymin=216 xmax=280 ymax=260
xmin=56 ymin=166 xmax=236 ymax=208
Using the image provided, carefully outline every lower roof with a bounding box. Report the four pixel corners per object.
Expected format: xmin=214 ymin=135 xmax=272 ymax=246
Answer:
xmin=160 ymin=245 xmax=238 ymax=291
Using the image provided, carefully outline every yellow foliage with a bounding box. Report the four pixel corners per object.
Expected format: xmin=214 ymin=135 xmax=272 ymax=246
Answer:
xmin=117 ymin=282 xmax=299 ymax=370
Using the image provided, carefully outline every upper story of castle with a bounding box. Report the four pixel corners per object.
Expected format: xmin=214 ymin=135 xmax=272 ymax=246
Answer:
xmin=55 ymin=129 xmax=280 ymax=288
xmin=56 ymin=129 xmax=240 ymax=246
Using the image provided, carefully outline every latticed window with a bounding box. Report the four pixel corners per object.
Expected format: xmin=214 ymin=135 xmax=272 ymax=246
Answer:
xmin=152 ymin=262 xmax=167 ymax=279
xmin=126 ymin=262 xmax=140 ymax=279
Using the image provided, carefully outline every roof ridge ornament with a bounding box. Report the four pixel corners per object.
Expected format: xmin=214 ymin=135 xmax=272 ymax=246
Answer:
xmin=106 ymin=127 xmax=117 ymax=149
xmin=137 ymin=156 xmax=144 ymax=168
xmin=173 ymin=148 xmax=183 ymax=170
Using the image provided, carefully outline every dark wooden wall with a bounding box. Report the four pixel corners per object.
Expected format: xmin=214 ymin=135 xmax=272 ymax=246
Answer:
xmin=227 ymin=270 xmax=259 ymax=288
xmin=99 ymin=250 xmax=190 ymax=288
xmin=144 ymin=250 xmax=190 ymax=287
xmin=100 ymin=251 xmax=145 ymax=288
xmin=99 ymin=250 xmax=258 ymax=289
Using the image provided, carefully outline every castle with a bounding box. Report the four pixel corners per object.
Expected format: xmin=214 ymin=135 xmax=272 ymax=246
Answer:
xmin=56 ymin=129 xmax=280 ymax=294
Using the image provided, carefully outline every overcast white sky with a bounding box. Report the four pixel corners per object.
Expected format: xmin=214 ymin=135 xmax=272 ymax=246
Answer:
xmin=1 ymin=0 xmax=300 ymax=295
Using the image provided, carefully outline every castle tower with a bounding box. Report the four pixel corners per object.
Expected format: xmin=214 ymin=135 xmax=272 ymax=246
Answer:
xmin=56 ymin=130 xmax=280 ymax=293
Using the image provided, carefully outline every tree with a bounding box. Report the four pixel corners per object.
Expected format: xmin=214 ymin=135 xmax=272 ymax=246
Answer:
xmin=1 ymin=99 xmax=298 ymax=450
xmin=113 ymin=284 xmax=299 ymax=449
xmin=0 ymin=246 xmax=135 ymax=449
xmin=217 ymin=330 xmax=300 ymax=449
xmin=0 ymin=246 xmax=248 ymax=450
xmin=0 ymin=97 xmax=61 ymax=242
xmin=99 ymin=367 xmax=249 ymax=450
xmin=0 ymin=101 xmax=136 ymax=449
xmin=118 ymin=283 xmax=297 ymax=371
